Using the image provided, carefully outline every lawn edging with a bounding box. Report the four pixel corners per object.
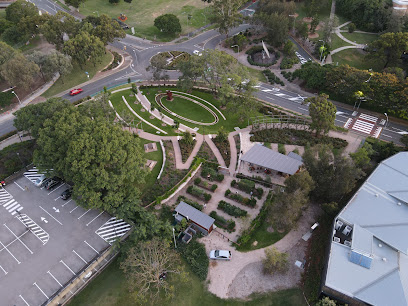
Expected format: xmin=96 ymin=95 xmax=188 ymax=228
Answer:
xmin=157 ymin=140 xmax=166 ymax=179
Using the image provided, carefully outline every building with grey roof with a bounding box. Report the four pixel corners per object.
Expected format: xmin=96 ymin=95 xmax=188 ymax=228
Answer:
xmin=240 ymin=144 xmax=303 ymax=175
xmin=323 ymin=152 xmax=408 ymax=305
xmin=174 ymin=201 xmax=215 ymax=235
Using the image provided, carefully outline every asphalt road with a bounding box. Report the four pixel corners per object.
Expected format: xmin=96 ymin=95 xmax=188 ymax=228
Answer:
xmin=1 ymin=0 xmax=406 ymax=145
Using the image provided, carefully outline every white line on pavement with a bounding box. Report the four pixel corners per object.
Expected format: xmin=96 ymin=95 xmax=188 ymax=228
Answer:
xmin=39 ymin=206 xmax=63 ymax=225
xmin=60 ymin=260 xmax=76 ymax=275
xmin=48 ymin=183 xmax=65 ymax=195
xmin=19 ymin=295 xmax=30 ymax=306
xmin=0 ymin=265 xmax=7 ymax=275
xmin=0 ymin=239 xmax=20 ymax=264
xmin=84 ymin=240 xmax=99 ymax=254
xmin=86 ymin=211 xmax=104 ymax=226
xmin=54 ymin=196 xmax=61 ymax=201
xmin=298 ymin=107 xmax=309 ymax=112
xmin=381 ymin=134 xmax=393 ymax=138
xmin=62 ymin=199 xmax=73 ymax=207
xmin=3 ymin=223 xmax=33 ymax=254
xmin=33 ymin=282 xmax=49 ymax=299
xmin=47 ymin=270 xmax=63 ymax=287
xmin=70 ymin=206 xmax=79 ymax=213
xmin=78 ymin=209 xmax=90 ymax=220
xmin=13 ymin=182 xmax=25 ymax=191
xmin=73 ymin=250 xmax=87 ymax=264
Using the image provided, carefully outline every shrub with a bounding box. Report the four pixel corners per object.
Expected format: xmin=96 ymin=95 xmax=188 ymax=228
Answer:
xmin=0 ymin=91 xmax=15 ymax=108
xmin=348 ymin=23 xmax=356 ymax=33
xmin=210 ymin=211 xmax=236 ymax=232
xmin=218 ymin=201 xmax=247 ymax=217
xmin=262 ymin=247 xmax=289 ymax=275
xmin=263 ymin=69 xmax=285 ymax=86
xmin=225 ymin=189 xmax=231 ymax=196
xmin=177 ymin=195 xmax=203 ymax=211
xmin=201 ymin=164 xmax=224 ymax=182
xmin=278 ymin=143 xmax=286 ymax=155
xmin=204 ymin=193 xmax=212 ymax=202
xmin=211 ymin=184 xmax=218 ymax=191
xmin=280 ymin=56 xmax=298 ymax=70
xmin=227 ymin=191 xmax=257 ymax=208
xmin=237 ymin=179 xmax=255 ymax=193
xmin=177 ymin=240 xmax=208 ymax=280
xmin=194 ymin=178 xmax=201 ymax=185
xmin=187 ymin=185 xmax=211 ymax=202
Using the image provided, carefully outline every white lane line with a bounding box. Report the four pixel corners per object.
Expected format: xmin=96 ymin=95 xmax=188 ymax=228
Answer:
xmin=47 ymin=183 xmax=65 ymax=195
xmin=47 ymin=270 xmax=63 ymax=287
xmin=54 ymin=196 xmax=61 ymax=201
xmin=73 ymin=250 xmax=87 ymax=264
xmin=19 ymin=295 xmax=30 ymax=306
xmin=62 ymin=199 xmax=73 ymax=207
xmin=0 ymin=265 xmax=7 ymax=275
xmin=60 ymin=260 xmax=76 ymax=275
xmin=78 ymin=209 xmax=90 ymax=220
xmin=39 ymin=206 xmax=63 ymax=225
xmin=70 ymin=206 xmax=79 ymax=213
xmin=86 ymin=211 xmax=104 ymax=226
xmin=382 ymin=134 xmax=393 ymax=138
xmin=298 ymin=107 xmax=309 ymax=112
xmin=3 ymin=224 xmax=33 ymax=254
xmin=0 ymin=239 xmax=20 ymax=264
xmin=14 ymin=182 xmax=25 ymax=191
xmin=84 ymin=240 xmax=99 ymax=254
xmin=33 ymin=282 xmax=49 ymax=299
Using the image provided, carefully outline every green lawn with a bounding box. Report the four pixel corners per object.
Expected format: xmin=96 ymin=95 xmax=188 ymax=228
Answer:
xmin=295 ymin=1 xmax=332 ymax=21
xmin=331 ymin=49 xmax=382 ymax=71
xmin=330 ymin=33 xmax=351 ymax=50
xmin=341 ymin=32 xmax=379 ymax=45
xmin=69 ymin=257 xmax=307 ymax=306
xmin=42 ymin=52 xmax=113 ymax=98
xmin=247 ymin=67 xmax=266 ymax=83
xmin=138 ymin=138 xmax=163 ymax=192
xmin=161 ymin=96 xmax=216 ymax=123
xmin=78 ymin=0 xmax=211 ymax=41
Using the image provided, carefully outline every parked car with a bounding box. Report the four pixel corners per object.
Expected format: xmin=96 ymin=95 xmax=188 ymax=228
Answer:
xmin=69 ymin=88 xmax=83 ymax=96
xmin=209 ymin=250 xmax=232 ymax=260
xmin=60 ymin=188 xmax=72 ymax=200
xmin=45 ymin=177 xmax=62 ymax=190
xmin=40 ymin=177 xmax=52 ymax=188
xmin=193 ymin=50 xmax=202 ymax=56
xmin=34 ymin=174 xmax=46 ymax=187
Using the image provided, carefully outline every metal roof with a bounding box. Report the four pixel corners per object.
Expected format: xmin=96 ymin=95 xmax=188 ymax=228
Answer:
xmin=175 ymin=201 xmax=215 ymax=230
xmin=240 ymin=144 xmax=303 ymax=175
xmin=325 ymin=152 xmax=408 ymax=305
xmin=287 ymin=151 xmax=303 ymax=162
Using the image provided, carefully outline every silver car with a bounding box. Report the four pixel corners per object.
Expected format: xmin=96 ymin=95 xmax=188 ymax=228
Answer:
xmin=34 ymin=174 xmax=46 ymax=187
xmin=209 ymin=250 xmax=232 ymax=260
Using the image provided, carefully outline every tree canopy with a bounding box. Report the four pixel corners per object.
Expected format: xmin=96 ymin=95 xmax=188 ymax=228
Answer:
xmin=154 ymin=14 xmax=181 ymax=34
xmin=210 ymin=0 xmax=242 ymax=36
xmin=368 ymin=32 xmax=408 ymax=68
xmin=304 ymin=94 xmax=336 ymax=136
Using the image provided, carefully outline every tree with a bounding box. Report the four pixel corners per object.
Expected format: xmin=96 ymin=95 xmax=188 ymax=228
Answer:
xmin=154 ymin=14 xmax=181 ymax=35
xmin=284 ymin=170 xmax=315 ymax=195
xmin=0 ymin=53 xmax=40 ymax=90
xmin=368 ymin=32 xmax=408 ymax=68
xmin=41 ymin=12 xmax=79 ymax=50
xmin=295 ymin=20 xmax=309 ymax=41
xmin=272 ymin=189 xmax=308 ymax=230
xmin=27 ymin=51 xmax=49 ymax=81
xmin=401 ymin=134 xmax=408 ymax=148
xmin=84 ymin=14 xmax=126 ymax=45
xmin=120 ymin=238 xmax=186 ymax=304
xmin=216 ymin=126 xmax=228 ymax=142
xmin=43 ymin=51 xmax=73 ymax=83
xmin=65 ymin=0 xmax=86 ymax=8
xmin=63 ymin=31 xmax=105 ymax=68
xmin=349 ymin=143 xmax=374 ymax=170
xmin=262 ymin=247 xmax=289 ymax=275
xmin=262 ymin=12 xmax=289 ymax=47
xmin=182 ymin=131 xmax=194 ymax=146
xmin=124 ymin=0 xmax=132 ymax=3
xmin=210 ymin=0 xmax=242 ymax=36
xmin=293 ymin=62 xmax=332 ymax=90
xmin=283 ymin=40 xmax=295 ymax=55
xmin=310 ymin=15 xmax=319 ymax=34
xmin=316 ymin=296 xmax=337 ymax=306
xmin=0 ymin=41 xmax=16 ymax=66
xmin=5 ymin=0 xmax=37 ymax=24
xmin=348 ymin=22 xmax=356 ymax=33
xmin=304 ymin=94 xmax=336 ymax=136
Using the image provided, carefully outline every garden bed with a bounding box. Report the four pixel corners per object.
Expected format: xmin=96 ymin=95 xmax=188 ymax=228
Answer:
xmin=212 ymin=137 xmax=231 ymax=167
xmin=263 ymin=69 xmax=285 ymax=86
xmin=236 ymin=173 xmax=276 ymax=188
xmin=251 ymin=128 xmax=348 ymax=149
xmin=231 ymin=179 xmax=263 ymax=199
xmin=179 ymin=139 xmax=195 ymax=163
xmin=200 ymin=162 xmax=224 ymax=182
xmin=187 ymin=185 xmax=212 ymax=202
xmin=196 ymin=141 xmax=218 ymax=163
xmin=210 ymin=211 xmax=236 ymax=232
xmin=225 ymin=189 xmax=257 ymax=208
xmin=218 ymin=200 xmax=248 ymax=218
xmin=194 ymin=177 xmax=217 ymax=192
xmin=246 ymin=45 xmax=280 ymax=67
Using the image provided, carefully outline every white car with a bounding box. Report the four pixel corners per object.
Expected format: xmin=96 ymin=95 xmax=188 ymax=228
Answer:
xmin=34 ymin=174 xmax=46 ymax=187
xmin=209 ymin=250 xmax=232 ymax=260
xmin=193 ymin=50 xmax=202 ymax=56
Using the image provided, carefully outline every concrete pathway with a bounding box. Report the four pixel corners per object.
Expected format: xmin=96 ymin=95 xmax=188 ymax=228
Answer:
xmin=171 ymin=134 xmax=204 ymax=170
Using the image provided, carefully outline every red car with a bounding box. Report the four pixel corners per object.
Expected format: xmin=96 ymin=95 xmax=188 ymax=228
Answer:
xmin=70 ymin=88 xmax=83 ymax=96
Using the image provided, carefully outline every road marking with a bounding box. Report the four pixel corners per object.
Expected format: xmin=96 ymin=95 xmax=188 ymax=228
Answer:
xmin=359 ymin=113 xmax=378 ymax=122
xmin=382 ymin=133 xmax=393 ymax=138
xmin=13 ymin=182 xmax=25 ymax=191
xmin=60 ymin=260 xmax=76 ymax=275
xmin=54 ymin=196 xmax=61 ymax=201
xmin=0 ymin=188 xmax=13 ymax=204
xmin=95 ymin=217 xmax=132 ymax=244
xmin=47 ymin=270 xmax=63 ymax=287
xmin=73 ymin=250 xmax=87 ymax=264
xmin=16 ymin=214 xmax=50 ymax=245
xmin=298 ymin=107 xmax=309 ymax=112
xmin=39 ymin=206 xmax=63 ymax=225
xmin=86 ymin=211 xmax=104 ymax=226
xmin=78 ymin=209 xmax=90 ymax=220
xmin=33 ymin=282 xmax=49 ymax=299
xmin=0 ymin=265 xmax=7 ymax=275
xmin=19 ymin=295 xmax=30 ymax=306
xmin=3 ymin=223 xmax=33 ymax=254
xmin=70 ymin=206 xmax=79 ymax=213
xmin=0 ymin=239 xmax=21 ymax=264
xmin=62 ymin=199 xmax=73 ymax=207
xmin=84 ymin=240 xmax=99 ymax=254
xmin=47 ymin=183 xmax=65 ymax=195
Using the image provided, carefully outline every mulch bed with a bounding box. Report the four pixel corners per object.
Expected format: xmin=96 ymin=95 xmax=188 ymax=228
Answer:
xmin=179 ymin=139 xmax=195 ymax=163
xmin=212 ymin=137 xmax=231 ymax=167
xmin=196 ymin=141 xmax=217 ymax=163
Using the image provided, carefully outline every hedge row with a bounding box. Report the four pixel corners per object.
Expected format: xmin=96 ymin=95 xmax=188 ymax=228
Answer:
xmin=236 ymin=173 xmax=275 ymax=188
xmin=177 ymin=240 xmax=208 ymax=281
xmin=246 ymin=46 xmax=280 ymax=67
xmin=210 ymin=211 xmax=235 ymax=232
xmin=177 ymin=195 xmax=203 ymax=211
xmin=187 ymin=185 xmax=212 ymax=202
xmin=225 ymin=189 xmax=256 ymax=208
xmin=194 ymin=177 xmax=217 ymax=192
xmin=263 ymin=69 xmax=285 ymax=86
xmin=231 ymin=179 xmax=264 ymax=199
xmin=218 ymin=200 xmax=247 ymax=217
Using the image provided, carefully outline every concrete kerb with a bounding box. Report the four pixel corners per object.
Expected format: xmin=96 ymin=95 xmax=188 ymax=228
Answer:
xmin=157 ymin=139 xmax=166 ymax=179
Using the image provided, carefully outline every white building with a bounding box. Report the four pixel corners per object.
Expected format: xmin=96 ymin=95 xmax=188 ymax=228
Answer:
xmin=393 ymin=0 xmax=408 ymax=14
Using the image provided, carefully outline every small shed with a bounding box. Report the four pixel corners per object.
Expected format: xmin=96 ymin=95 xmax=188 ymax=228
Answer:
xmin=175 ymin=202 xmax=215 ymax=235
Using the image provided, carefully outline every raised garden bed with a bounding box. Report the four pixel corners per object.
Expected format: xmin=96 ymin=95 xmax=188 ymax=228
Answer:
xmin=201 ymin=163 xmax=224 ymax=182
xmin=187 ymin=185 xmax=212 ymax=202
xmin=236 ymin=173 xmax=275 ymax=188
xmin=246 ymin=45 xmax=280 ymax=67
xmin=225 ymin=189 xmax=257 ymax=208
xmin=212 ymin=137 xmax=231 ymax=167
xmin=218 ymin=200 xmax=248 ymax=217
xmin=231 ymin=179 xmax=263 ymax=199
xmin=177 ymin=195 xmax=203 ymax=211
xmin=194 ymin=177 xmax=217 ymax=192
xmin=210 ymin=211 xmax=235 ymax=232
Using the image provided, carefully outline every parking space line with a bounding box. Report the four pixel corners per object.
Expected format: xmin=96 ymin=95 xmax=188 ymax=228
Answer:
xmin=13 ymin=181 xmax=25 ymax=191
xmin=54 ymin=196 xmax=61 ymax=201
xmin=19 ymin=294 xmax=30 ymax=306
xmin=73 ymin=250 xmax=87 ymax=264
xmin=0 ymin=265 xmax=7 ymax=275
xmin=84 ymin=240 xmax=99 ymax=254
xmin=39 ymin=206 xmax=63 ymax=225
xmin=0 ymin=239 xmax=21 ymax=264
xmin=60 ymin=260 xmax=76 ymax=275
xmin=62 ymin=199 xmax=73 ymax=207
xmin=47 ymin=270 xmax=63 ymax=287
xmin=70 ymin=206 xmax=79 ymax=213
xmin=86 ymin=211 xmax=104 ymax=226
xmin=33 ymin=282 xmax=49 ymax=299
xmin=47 ymin=183 xmax=65 ymax=195
xmin=3 ymin=223 xmax=33 ymax=254
xmin=78 ymin=209 xmax=90 ymax=220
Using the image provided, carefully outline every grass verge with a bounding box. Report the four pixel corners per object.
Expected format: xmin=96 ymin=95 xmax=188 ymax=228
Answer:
xmin=331 ymin=49 xmax=382 ymax=71
xmin=341 ymin=32 xmax=379 ymax=45
xmin=138 ymin=138 xmax=163 ymax=192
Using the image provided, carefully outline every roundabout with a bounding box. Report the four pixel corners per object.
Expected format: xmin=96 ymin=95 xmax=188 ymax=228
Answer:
xmin=155 ymin=93 xmax=220 ymax=126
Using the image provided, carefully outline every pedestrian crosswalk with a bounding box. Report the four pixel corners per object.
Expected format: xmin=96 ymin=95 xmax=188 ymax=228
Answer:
xmin=0 ymin=188 xmax=12 ymax=204
xmin=16 ymin=214 xmax=49 ymax=245
xmin=24 ymin=167 xmax=45 ymax=184
xmin=359 ymin=113 xmax=378 ymax=123
xmin=2 ymin=199 xmax=23 ymax=216
xmin=351 ymin=119 xmax=374 ymax=135
xmin=95 ymin=217 xmax=131 ymax=244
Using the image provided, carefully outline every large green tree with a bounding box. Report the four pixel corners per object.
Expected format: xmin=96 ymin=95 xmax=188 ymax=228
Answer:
xmin=83 ymin=14 xmax=126 ymax=45
xmin=0 ymin=53 xmax=40 ymax=90
xmin=40 ymin=12 xmax=79 ymax=50
xmin=368 ymin=32 xmax=408 ymax=68
xmin=210 ymin=0 xmax=242 ymax=36
xmin=0 ymin=41 xmax=16 ymax=67
xmin=5 ymin=0 xmax=37 ymax=24
xmin=154 ymin=14 xmax=181 ymax=35
xmin=304 ymin=94 xmax=336 ymax=136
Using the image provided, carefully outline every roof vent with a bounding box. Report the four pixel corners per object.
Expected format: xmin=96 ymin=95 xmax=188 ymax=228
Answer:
xmin=379 ymin=244 xmax=382 ymax=248
xmin=375 ymin=194 xmax=379 ymax=197
xmin=397 ymin=202 xmax=402 ymax=206
xmin=382 ymin=257 xmax=387 ymax=262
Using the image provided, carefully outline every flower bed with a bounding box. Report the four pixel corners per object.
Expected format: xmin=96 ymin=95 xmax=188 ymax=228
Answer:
xmin=177 ymin=195 xmax=203 ymax=211
xmin=225 ymin=189 xmax=257 ymax=208
xmin=210 ymin=211 xmax=235 ymax=232
xmin=201 ymin=162 xmax=224 ymax=182
xmin=187 ymin=185 xmax=212 ymax=202
xmin=231 ymin=179 xmax=263 ymax=199
xmin=194 ymin=177 xmax=217 ymax=192
xmin=218 ymin=200 xmax=247 ymax=217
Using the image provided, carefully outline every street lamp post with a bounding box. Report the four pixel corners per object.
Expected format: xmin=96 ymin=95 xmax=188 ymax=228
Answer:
xmin=384 ymin=113 xmax=388 ymax=129
xmin=93 ymin=11 xmax=99 ymax=17
xmin=172 ymin=228 xmax=177 ymax=249
xmin=231 ymin=44 xmax=239 ymax=54
xmin=11 ymin=91 xmax=21 ymax=105
xmin=318 ymin=40 xmax=325 ymax=63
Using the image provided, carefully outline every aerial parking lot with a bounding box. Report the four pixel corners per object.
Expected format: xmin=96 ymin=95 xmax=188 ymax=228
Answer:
xmin=0 ymin=168 xmax=131 ymax=306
